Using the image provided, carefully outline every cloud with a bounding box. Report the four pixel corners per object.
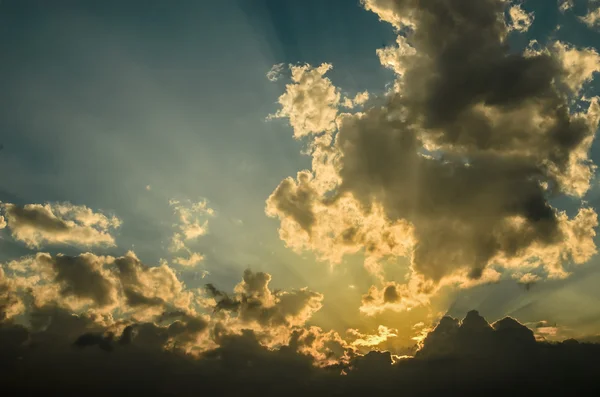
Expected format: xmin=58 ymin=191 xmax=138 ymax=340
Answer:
xmin=0 ymin=268 xmax=25 ymax=321
xmin=342 ymin=91 xmax=370 ymax=108
xmin=559 ymin=0 xmax=574 ymax=13
xmin=268 ymin=63 xmax=340 ymax=138
xmin=169 ymin=199 xmax=214 ymax=247
xmin=508 ymin=4 xmax=534 ymax=32
xmin=2 ymin=251 xmax=193 ymax=320
xmin=533 ymin=320 xmax=560 ymax=340
xmin=266 ymin=62 xmax=286 ymax=82
xmin=167 ymin=199 xmax=213 ymax=270
xmin=347 ymin=325 xmax=398 ymax=348
xmin=543 ymin=41 xmax=600 ymax=95
xmin=290 ymin=326 xmax=354 ymax=366
xmin=1 ymin=253 xmax=328 ymax=358
xmin=415 ymin=310 xmax=533 ymax=358
xmin=267 ymin=0 xmax=600 ymax=314
xmin=207 ymin=269 xmax=324 ymax=335
xmin=39 ymin=253 xmax=118 ymax=308
xmin=0 ymin=215 xmax=5 ymax=229
xmin=2 ymin=308 xmax=600 ymax=396
xmin=360 ymin=280 xmax=434 ymax=315
xmin=173 ymin=252 xmax=205 ymax=267
xmin=581 ymin=4 xmax=600 ymax=29
xmin=0 ymin=202 xmax=121 ymax=248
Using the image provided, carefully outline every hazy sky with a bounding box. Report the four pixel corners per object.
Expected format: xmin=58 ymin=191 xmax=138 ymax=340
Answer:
xmin=2 ymin=0 xmax=600 ymax=366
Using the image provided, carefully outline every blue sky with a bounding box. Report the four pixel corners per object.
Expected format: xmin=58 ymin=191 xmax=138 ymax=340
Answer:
xmin=1 ymin=0 xmax=600 ymax=346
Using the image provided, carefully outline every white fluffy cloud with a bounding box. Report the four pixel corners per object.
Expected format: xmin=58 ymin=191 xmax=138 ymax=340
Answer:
xmin=0 ymin=202 xmax=121 ymax=248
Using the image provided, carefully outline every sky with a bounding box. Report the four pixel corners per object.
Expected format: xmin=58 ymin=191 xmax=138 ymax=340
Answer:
xmin=2 ymin=0 xmax=600 ymax=394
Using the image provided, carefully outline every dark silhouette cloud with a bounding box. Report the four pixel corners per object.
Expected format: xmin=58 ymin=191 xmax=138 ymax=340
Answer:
xmin=1 ymin=309 xmax=600 ymax=396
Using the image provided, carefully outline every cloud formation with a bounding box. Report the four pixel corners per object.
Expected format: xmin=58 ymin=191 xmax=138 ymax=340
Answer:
xmin=267 ymin=0 xmax=600 ymax=313
xmin=0 ymin=202 xmax=121 ymax=248
xmin=168 ymin=198 xmax=214 ymax=267
xmin=266 ymin=62 xmax=286 ymax=82
xmin=559 ymin=0 xmax=574 ymax=13
xmin=268 ymin=63 xmax=340 ymax=138
xmin=581 ymin=1 xmax=600 ymax=29
xmin=1 ymin=307 xmax=600 ymax=396
xmin=342 ymin=91 xmax=370 ymax=108
xmin=508 ymin=4 xmax=534 ymax=32
xmin=0 ymin=252 xmax=331 ymax=357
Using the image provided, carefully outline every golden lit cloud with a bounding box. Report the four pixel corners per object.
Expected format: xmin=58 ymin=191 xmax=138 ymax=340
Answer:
xmin=0 ymin=202 xmax=121 ymax=248
xmin=268 ymin=63 xmax=340 ymax=138
xmin=266 ymin=0 xmax=600 ymax=316
xmin=508 ymin=4 xmax=534 ymax=33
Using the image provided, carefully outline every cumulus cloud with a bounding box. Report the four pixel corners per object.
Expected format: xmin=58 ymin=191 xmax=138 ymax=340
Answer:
xmin=267 ymin=0 xmax=600 ymax=314
xmin=347 ymin=325 xmax=398 ymax=348
xmin=205 ymin=269 xmax=325 ymax=347
xmin=1 ymin=251 xmax=194 ymax=319
xmin=0 ymin=268 xmax=24 ymax=321
xmin=268 ymin=63 xmax=340 ymax=138
xmin=508 ymin=4 xmax=534 ymax=32
xmin=542 ymin=41 xmax=600 ymax=95
xmin=342 ymin=91 xmax=370 ymax=108
xmin=1 ymin=253 xmax=328 ymax=358
xmin=0 ymin=202 xmax=121 ymax=248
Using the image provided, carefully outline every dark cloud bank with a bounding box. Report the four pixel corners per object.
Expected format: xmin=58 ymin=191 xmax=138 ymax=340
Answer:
xmin=1 ymin=308 xmax=599 ymax=397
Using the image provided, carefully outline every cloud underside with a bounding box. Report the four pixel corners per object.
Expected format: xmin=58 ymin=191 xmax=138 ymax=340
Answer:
xmin=266 ymin=0 xmax=600 ymax=314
